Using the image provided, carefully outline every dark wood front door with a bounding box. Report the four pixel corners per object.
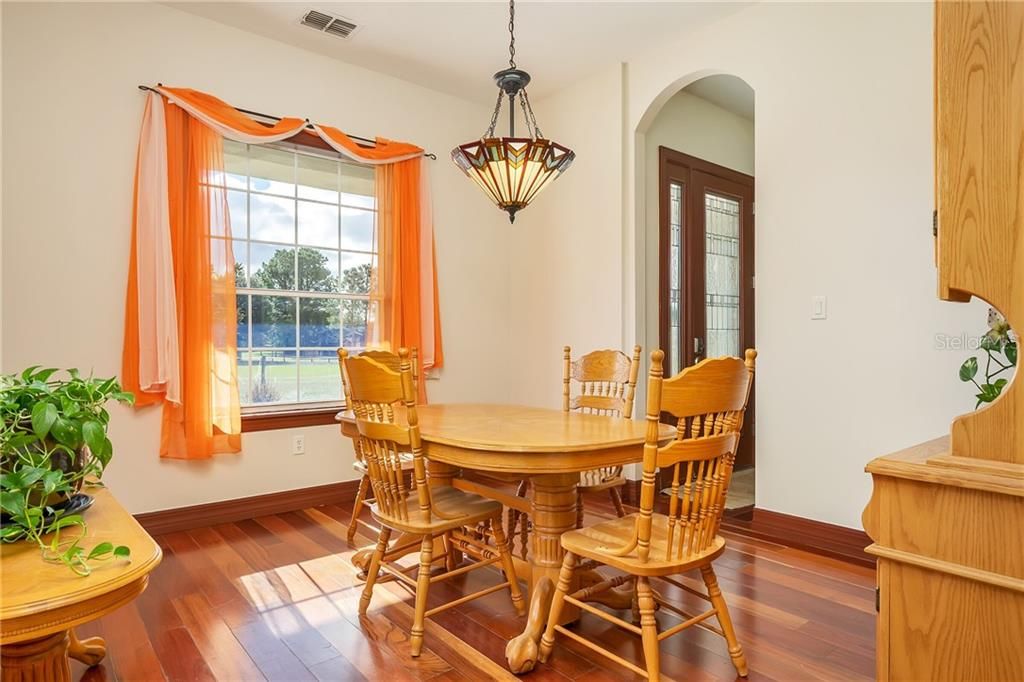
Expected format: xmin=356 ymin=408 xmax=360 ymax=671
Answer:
xmin=659 ymin=147 xmax=755 ymax=469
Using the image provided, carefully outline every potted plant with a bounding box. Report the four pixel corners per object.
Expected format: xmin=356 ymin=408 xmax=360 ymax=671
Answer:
xmin=958 ymin=309 xmax=1018 ymax=408
xmin=1 ymin=366 xmax=134 ymax=575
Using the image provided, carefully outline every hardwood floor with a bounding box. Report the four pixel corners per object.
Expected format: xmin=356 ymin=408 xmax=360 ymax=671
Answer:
xmin=73 ymin=498 xmax=876 ymax=681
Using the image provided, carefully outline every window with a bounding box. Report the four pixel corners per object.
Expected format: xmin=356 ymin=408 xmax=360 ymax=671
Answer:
xmin=217 ymin=139 xmax=376 ymax=419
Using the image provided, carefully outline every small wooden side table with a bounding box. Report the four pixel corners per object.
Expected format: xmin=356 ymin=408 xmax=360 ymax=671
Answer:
xmin=1 ymin=487 xmax=162 ymax=681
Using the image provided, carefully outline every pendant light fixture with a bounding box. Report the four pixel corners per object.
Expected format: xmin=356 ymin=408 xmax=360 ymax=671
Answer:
xmin=451 ymin=0 xmax=575 ymax=223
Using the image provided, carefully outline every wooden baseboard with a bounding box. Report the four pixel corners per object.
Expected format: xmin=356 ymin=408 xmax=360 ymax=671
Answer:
xmin=134 ymin=479 xmax=362 ymax=536
xmin=721 ymin=508 xmax=873 ymax=568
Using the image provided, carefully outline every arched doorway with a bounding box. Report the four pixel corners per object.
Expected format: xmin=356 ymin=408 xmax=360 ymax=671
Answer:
xmin=637 ymin=74 xmax=756 ymax=512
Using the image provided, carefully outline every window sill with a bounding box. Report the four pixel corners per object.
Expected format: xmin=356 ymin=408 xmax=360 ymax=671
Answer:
xmin=241 ymin=406 xmax=343 ymax=433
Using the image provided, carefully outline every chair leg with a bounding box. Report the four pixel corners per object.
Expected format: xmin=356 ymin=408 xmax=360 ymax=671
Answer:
xmin=576 ymin=493 xmax=585 ymax=529
xmin=701 ymin=564 xmax=748 ymax=678
xmin=538 ymin=551 xmax=576 ymax=663
xmin=636 ymin=577 xmax=660 ymax=681
xmin=609 ymin=486 xmax=626 ymax=518
xmin=359 ymin=526 xmax=391 ymax=615
xmin=631 ymin=577 xmax=641 ymax=625
xmin=441 ymin=531 xmax=457 ymax=572
xmin=489 ymin=517 xmax=525 ymax=616
xmin=508 ymin=479 xmax=529 ymax=545
xmin=347 ymin=475 xmax=371 ymax=542
xmin=410 ymin=535 xmax=434 ymax=657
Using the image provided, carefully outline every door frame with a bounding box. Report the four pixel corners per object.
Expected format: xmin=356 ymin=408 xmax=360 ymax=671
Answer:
xmin=658 ymin=146 xmax=756 ymax=467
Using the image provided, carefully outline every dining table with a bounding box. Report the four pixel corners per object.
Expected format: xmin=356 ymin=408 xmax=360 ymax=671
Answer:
xmin=338 ymin=402 xmax=673 ymax=673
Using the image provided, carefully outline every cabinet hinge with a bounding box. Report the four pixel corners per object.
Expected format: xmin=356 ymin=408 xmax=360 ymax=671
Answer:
xmin=875 ymin=586 xmax=880 ymax=612
xmin=932 ymin=209 xmax=938 ymax=237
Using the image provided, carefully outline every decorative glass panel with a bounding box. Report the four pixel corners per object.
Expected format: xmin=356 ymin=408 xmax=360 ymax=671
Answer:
xmin=704 ymin=193 xmax=741 ymax=359
xmin=669 ymin=182 xmax=683 ymax=375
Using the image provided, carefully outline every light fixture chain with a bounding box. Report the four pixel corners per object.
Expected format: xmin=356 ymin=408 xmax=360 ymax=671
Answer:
xmin=485 ymin=89 xmax=503 ymax=138
xmin=508 ymin=0 xmax=516 ymax=68
xmin=521 ymin=90 xmax=543 ymax=139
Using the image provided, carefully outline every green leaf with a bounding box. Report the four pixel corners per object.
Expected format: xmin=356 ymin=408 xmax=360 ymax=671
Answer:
xmin=81 ymin=420 xmax=106 ymax=455
xmin=0 ymin=491 xmax=25 ymax=517
xmin=50 ymin=417 xmax=82 ymax=448
xmin=86 ymin=542 xmax=114 ymax=560
xmin=113 ymin=545 xmax=131 ymax=558
xmin=1006 ymin=342 xmax=1018 ymax=366
xmin=976 ymin=383 xmax=1001 ymax=404
xmin=48 ymin=514 xmax=84 ymax=533
xmin=980 ymin=334 xmax=1002 ymax=352
xmin=959 ymin=356 xmax=979 ymax=382
xmin=112 ymin=391 xmax=135 ymax=406
xmin=21 ymin=365 xmax=40 ymax=381
xmin=41 ymin=470 xmax=63 ymax=497
xmin=0 ymin=525 xmax=25 ymax=541
xmin=994 ymin=378 xmax=1009 ymax=391
xmin=1 ymin=466 xmax=47 ymax=491
xmin=31 ymin=402 xmax=58 ymax=440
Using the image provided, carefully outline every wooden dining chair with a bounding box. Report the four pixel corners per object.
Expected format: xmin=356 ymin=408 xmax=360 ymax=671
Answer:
xmin=343 ymin=348 xmax=525 ymax=657
xmin=538 ymin=348 xmax=757 ymax=680
xmin=338 ymin=348 xmax=420 ymax=542
xmin=507 ymin=345 xmax=641 ymax=544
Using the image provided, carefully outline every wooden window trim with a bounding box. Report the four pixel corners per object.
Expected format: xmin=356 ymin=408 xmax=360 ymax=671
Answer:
xmin=241 ymin=406 xmax=343 ymax=432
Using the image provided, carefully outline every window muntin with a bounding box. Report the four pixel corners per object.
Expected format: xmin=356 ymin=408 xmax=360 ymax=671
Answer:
xmin=213 ymin=139 xmax=377 ymax=409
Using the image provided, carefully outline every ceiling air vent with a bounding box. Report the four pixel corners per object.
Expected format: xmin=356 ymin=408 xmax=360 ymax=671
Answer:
xmin=300 ymin=10 xmax=359 ymax=39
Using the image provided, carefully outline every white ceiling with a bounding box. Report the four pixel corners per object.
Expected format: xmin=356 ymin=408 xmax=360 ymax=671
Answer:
xmin=683 ymin=74 xmax=754 ymax=120
xmin=168 ymin=2 xmax=750 ymax=102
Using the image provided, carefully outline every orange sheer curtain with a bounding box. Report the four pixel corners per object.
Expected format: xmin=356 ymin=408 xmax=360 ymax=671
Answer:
xmin=122 ymin=95 xmax=241 ymax=458
xmin=372 ymin=158 xmax=443 ymax=403
xmin=160 ymin=101 xmax=241 ymax=457
xmin=124 ymin=86 xmax=441 ymax=454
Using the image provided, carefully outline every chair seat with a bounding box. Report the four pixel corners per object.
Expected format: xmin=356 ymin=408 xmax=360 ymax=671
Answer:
xmin=370 ymin=485 xmax=503 ymax=534
xmin=561 ymin=513 xmax=726 ymax=576
xmin=353 ymin=453 xmax=414 ymax=475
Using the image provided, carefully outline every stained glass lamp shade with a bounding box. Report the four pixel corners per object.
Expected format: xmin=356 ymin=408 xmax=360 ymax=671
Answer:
xmin=450 ymin=0 xmax=575 ymax=224
xmin=452 ymin=136 xmax=574 ymax=223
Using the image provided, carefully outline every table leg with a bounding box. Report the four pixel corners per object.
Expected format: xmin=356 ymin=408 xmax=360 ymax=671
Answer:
xmin=506 ymin=473 xmax=578 ymax=674
xmin=68 ymin=629 xmax=106 ymax=667
xmin=1 ymin=631 xmax=72 ymax=682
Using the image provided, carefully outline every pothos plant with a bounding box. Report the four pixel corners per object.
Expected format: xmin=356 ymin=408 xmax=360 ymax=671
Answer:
xmin=959 ymin=310 xmax=1017 ymax=409
xmin=0 ymin=367 xmax=135 ymax=575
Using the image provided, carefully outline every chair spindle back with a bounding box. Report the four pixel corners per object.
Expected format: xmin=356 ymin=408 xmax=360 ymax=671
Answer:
xmin=635 ymin=348 xmax=756 ymax=562
xmin=563 ymin=345 xmax=642 ymax=418
xmin=563 ymin=345 xmax=642 ymax=483
xmin=340 ymin=348 xmax=429 ymax=522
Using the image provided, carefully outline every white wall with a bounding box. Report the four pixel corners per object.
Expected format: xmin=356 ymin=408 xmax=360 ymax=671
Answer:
xmin=505 ymin=64 xmax=627 ymax=408
xmin=642 ymin=89 xmax=755 ymax=384
xmin=1 ymin=2 xmax=508 ymax=513
xmin=518 ymin=2 xmax=985 ymax=529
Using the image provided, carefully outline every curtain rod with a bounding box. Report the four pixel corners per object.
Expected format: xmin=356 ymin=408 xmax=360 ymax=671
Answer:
xmin=137 ymin=85 xmax=437 ymax=160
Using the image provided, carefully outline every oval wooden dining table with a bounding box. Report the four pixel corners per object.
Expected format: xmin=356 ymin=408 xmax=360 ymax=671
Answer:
xmin=338 ymin=403 xmax=673 ymax=673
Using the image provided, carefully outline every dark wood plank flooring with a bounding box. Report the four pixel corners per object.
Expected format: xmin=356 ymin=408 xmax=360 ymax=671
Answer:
xmin=73 ymin=498 xmax=876 ymax=681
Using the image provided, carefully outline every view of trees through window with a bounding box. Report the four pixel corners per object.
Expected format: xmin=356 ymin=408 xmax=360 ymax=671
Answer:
xmin=217 ymin=140 xmax=377 ymax=407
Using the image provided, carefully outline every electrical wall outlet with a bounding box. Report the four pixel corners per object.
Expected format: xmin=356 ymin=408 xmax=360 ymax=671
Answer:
xmin=292 ymin=435 xmax=305 ymax=455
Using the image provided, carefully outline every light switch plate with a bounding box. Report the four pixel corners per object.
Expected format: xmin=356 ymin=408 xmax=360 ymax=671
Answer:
xmin=292 ymin=435 xmax=305 ymax=455
xmin=811 ymin=296 xmax=828 ymax=320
